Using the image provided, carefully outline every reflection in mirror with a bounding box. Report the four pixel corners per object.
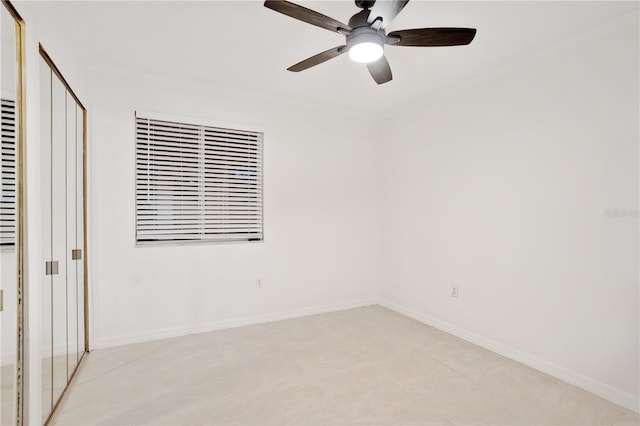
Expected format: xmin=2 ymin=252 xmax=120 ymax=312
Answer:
xmin=1 ymin=2 xmax=21 ymax=425
xmin=50 ymin=68 xmax=67 ymax=408
xmin=40 ymin=48 xmax=87 ymax=424
xmin=75 ymin=105 xmax=85 ymax=359
xmin=40 ymin=56 xmax=53 ymax=419
xmin=66 ymin=93 xmax=78 ymax=380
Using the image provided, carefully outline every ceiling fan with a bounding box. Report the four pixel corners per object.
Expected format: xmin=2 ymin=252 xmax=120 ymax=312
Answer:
xmin=264 ymin=0 xmax=477 ymax=85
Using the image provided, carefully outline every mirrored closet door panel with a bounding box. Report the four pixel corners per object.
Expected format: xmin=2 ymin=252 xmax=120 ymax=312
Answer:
xmin=39 ymin=48 xmax=53 ymax=419
xmin=50 ymin=62 xmax=67 ymax=411
xmin=40 ymin=48 xmax=87 ymax=425
xmin=65 ymin=92 xmax=78 ymax=381
xmin=75 ymin=105 xmax=85 ymax=359
xmin=1 ymin=2 xmax=23 ymax=425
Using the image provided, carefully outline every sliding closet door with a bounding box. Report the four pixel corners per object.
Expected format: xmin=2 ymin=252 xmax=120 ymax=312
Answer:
xmin=66 ymin=93 xmax=81 ymax=375
xmin=65 ymin=94 xmax=77 ymax=378
xmin=40 ymin=55 xmax=69 ymax=416
xmin=39 ymin=55 xmax=53 ymax=418
xmin=75 ymin=105 xmax=85 ymax=358
xmin=51 ymin=64 xmax=68 ymax=408
xmin=40 ymin=49 xmax=87 ymax=424
xmin=1 ymin=3 xmax=24 ymax=424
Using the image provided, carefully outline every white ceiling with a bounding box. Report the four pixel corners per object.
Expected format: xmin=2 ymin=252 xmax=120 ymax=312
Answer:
xmin=27 ymin=1 xmax=639 ymax=114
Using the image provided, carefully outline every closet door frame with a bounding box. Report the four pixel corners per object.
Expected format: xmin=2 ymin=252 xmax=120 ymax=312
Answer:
xmin=39 ymin=45 xmax=89 ymax=426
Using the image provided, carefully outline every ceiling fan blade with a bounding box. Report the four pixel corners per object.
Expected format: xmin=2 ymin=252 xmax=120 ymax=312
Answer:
xmin=287 ymin=46 xmax=347 ymax=72
xmin=387 ymin=28 xmax=477 ymax=46
xmin=367 ymin=0 xmax=410 ymax=28
xmin=264 ymin=1 xmax=352 ymax=34
xmin=367 ymin=55 xmax=392 ymax=85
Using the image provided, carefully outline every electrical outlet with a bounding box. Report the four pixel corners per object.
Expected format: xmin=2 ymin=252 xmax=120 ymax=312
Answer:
xmin=256 ymin=279 xmax=263 ymax=289
xmin=451 ymin=285 xmax=459 ymax=298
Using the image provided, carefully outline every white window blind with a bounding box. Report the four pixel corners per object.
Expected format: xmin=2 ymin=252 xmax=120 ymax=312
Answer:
xmin=136 ymin=113 xmax=263 ymax=244
xmin=1 ymin=98 xmax=16 ymax=246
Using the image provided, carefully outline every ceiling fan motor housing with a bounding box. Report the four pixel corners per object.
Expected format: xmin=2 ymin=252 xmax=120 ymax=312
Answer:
xmin=355 ymin=0 xmax=376 ymax=9
xmin=348 ymin=8 xmax=373 ymax=28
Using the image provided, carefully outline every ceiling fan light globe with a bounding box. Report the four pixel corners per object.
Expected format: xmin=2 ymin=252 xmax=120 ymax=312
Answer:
xmin=348 ymin=42 xmax=384 ymax=63
xmin=347 ymin=29 xmax=385 ymax=63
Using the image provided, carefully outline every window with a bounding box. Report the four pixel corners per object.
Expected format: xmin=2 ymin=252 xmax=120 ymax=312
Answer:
xmin=1 ymin=98 xmax=16 ymax=246
xmin=135 ymin=112 xmax=263 ymax=244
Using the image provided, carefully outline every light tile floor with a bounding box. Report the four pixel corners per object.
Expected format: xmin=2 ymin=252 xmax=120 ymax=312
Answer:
xmin=51 ymin=306 xmax=639 ymax=425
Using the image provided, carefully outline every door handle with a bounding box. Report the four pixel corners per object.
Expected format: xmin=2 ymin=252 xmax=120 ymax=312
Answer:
xmin=45 ymin=261 xmax=59 ymax=275
xmin=72 ymin=249 xmax=82 ymax=260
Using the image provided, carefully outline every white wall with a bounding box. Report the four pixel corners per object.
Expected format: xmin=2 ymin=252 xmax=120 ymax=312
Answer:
xmin=379 ymin=13 xmax=639 ymax=411
xmin=88 ymin=70 xmax=381 ymax=348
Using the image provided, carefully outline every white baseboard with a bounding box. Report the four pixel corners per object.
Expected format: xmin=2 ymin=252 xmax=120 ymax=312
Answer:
xmin=379 ymin=299 xmax=640 ymax=414
xmin=93 ymin=297 xmax=379 ymax=350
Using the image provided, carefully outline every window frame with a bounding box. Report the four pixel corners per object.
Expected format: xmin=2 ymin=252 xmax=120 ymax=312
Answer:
xmin=134 ymin=111 xmax=264 ymax=246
